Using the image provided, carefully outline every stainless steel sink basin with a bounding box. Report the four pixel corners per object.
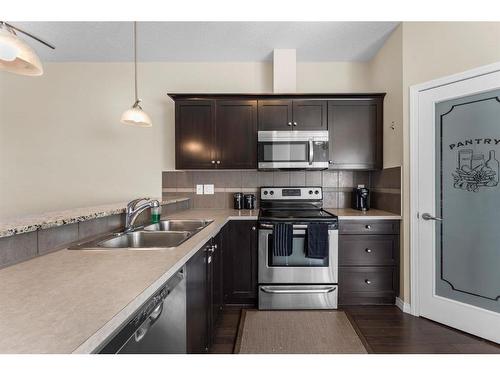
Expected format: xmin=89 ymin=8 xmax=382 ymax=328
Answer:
xmin=143 ymin=219 xmax=214 ymax=233
xmin=70 ymin=231 xmax=192 ymax=250
xmin=69 ymin=218 xmax=214 ymax=250
xmin=97 ymin=231 xmax=191 ymax=249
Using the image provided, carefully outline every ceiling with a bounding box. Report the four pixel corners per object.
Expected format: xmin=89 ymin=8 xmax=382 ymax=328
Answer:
xmin=10 ymin=21 xmax=399 ymax=62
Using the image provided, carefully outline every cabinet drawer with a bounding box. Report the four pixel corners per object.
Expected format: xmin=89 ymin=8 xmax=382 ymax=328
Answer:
xmin=339 ymin=220 xmax=399 ymax=235
xmin=339 ymin=267 xmax=396 ymax=293
xmin=339 ymin=235 xmax=398 ymax=266
xmin=338 ymin=266 xmax=397 ymax=305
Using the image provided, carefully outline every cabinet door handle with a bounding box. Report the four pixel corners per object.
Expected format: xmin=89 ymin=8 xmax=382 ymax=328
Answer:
xmin=252 ymin=226 xmax=256 ymax=231
xmin=216 ymin=160 xmax=221 ymax=164
xmin=365 ymin=224 xmax=372 ymax=230
xmin=365 ymin=248 xmax=372 ymax=253
xmin=293 ymin=121 xmax=298 ymax=127
xmin=365 ymin=279 xmax=372 ymax=285
xmin=211 ymin=160 xmax=215 ymax=164
xmin=287 ymin=122 xmax=292 ymax=126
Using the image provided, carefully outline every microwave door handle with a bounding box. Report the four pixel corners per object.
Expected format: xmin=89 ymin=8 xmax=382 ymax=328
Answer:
xmin=308 ymin=139 xmax=313 ymax=165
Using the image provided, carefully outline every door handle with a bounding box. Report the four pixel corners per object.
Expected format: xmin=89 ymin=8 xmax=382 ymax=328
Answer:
xmin=308 ymin=139 xmax=313 ymax=165
xmin=421 ymin=213 xmax=443 ymax=221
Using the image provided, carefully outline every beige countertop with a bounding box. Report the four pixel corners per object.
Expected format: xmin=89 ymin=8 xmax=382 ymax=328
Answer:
xmin=329 ymin=208 xmax=401 ymax=220
xmin=0 ymin=197 xmax=190 ymax=239
xmin=0 ymin=206 xmax=398 ymax=354
xmin=0 ymin=209 xmax=258 ymax=354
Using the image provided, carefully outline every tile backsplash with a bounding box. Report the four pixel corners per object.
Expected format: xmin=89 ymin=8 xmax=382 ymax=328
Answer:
xmin=162 ymin=170 xmax=371 ymax=210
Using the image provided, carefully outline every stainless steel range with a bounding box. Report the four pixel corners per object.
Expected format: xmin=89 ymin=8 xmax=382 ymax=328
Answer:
xmin=258 ymin=186 xmax=339 ymax=310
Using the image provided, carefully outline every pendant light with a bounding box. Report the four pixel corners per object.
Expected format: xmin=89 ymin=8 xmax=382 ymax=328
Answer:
xmin=121 ymin=21 xmax=152 ymax=128
xmin=0 ymin=21 xmax=55 ymax=76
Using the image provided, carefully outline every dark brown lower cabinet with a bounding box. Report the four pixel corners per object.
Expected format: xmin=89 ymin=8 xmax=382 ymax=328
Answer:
xmin=186 ymin=239 xmax=211 ymax=354
xmin=186 ymin=232 xmax=225 ymax=353
xmin=209 ymin=232 xmax=223 ymax=346
xmin=223 ymin=220 xmax=258 ymax=306
xmin=338 ymin=220 xmax=400 ymax=306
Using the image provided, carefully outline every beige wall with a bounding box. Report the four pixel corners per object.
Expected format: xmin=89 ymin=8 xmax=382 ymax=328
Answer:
xmin=366 ymin=25 xmax=404 ymax=297
xmin=399 ymin=22 xmax=500 ymax=302
xmin=368 ymin=25 xmax=403 ymax=169
xmin=0 ymin=61 xmax=373 ymax=219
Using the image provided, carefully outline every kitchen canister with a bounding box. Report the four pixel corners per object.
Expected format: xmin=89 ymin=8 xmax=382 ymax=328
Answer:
xmin=233 ymin=193 xmax=244 ymax=210
xmin=244 ymin=194 xmax=256 ymax=210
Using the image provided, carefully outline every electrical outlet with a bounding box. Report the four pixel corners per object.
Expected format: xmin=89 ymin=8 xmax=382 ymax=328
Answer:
xmin=196 ymin=184 xmax=204 ymax=195
xmin=203 ymin=184 xmax=214 ymax=195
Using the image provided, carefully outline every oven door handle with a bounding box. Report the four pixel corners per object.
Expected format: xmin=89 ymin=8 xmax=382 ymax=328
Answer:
xmin=260 ymin=286 xmax=336 ymax=294
xmin=308 ymin=139 xmax=314 ymax=165
xmin=259 ymin=223 xmax=337 ymax=230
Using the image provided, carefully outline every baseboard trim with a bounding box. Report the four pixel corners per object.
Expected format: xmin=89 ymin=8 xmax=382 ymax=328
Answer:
xmin=395 ymin=297 xmax=411 ymax=314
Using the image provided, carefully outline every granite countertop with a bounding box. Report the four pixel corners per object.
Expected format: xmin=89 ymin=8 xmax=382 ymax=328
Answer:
xmin=0 ymin=197 xmax=190 ymax=239
xmin=0 ymin=209 xmax=258 ymax=354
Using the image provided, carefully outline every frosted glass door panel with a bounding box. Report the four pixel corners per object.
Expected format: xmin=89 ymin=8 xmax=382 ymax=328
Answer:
xmin=435 ymin=90 xmax=500 ymax=313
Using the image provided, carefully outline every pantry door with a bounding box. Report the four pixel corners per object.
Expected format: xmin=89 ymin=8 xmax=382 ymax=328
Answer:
xmin=411 ymin=64 xmax=500 ymax=343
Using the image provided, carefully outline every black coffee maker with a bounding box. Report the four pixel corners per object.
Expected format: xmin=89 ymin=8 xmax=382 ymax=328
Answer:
xmin=352 ymin=186 xmax=370 ymax=211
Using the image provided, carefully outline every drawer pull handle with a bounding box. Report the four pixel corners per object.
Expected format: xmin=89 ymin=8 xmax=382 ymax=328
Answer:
xmin=365 ymin=248 xmax=372 ymax=253
xmin=365 ymin=279 xmax=372 ymax=285
xmin=365 ymin=225 xmax=372 ymax=230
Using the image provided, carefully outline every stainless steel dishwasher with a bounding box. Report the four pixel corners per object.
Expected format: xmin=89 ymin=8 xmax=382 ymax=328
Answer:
xmin=99 ymin=267 xmax=186 ymax=354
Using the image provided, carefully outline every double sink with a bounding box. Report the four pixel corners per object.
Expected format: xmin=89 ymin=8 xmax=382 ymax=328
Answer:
xmin=70 ymin=219 xmax=214 ymax=250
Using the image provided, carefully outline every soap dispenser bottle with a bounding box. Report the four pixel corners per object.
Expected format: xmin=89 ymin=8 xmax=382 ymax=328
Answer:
xmin=151 ymin=205 xmax=161 ymax=224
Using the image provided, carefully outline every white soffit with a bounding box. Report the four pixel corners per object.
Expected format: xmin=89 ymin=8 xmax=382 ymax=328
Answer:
xmin=273 ymin=49 xmax=296 ymax=93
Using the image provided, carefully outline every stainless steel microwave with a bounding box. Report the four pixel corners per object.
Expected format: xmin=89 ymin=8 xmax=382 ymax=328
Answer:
xmin=257 ymin=131 xmax=329 ymax=170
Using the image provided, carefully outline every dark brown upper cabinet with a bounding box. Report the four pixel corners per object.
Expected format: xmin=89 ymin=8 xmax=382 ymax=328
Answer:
xmin=215 ymin=100 xmax=257 ymax=169
xmin=258 ymin=99 xmax=327 ymax=130
xmin=175 ymin=99 xmax=257 ymax=169
xmin=175 ymin=100 xmax=215 ymax=169
xmin=257 ymin=100 xmax=293 ymax=130
xmin=328 ymin=98 xmax=383 ymax=170
xmin=292 ymin=100 xmax=327 ymax=130
xmin=170 ymin=94 xmax=384 ymax=170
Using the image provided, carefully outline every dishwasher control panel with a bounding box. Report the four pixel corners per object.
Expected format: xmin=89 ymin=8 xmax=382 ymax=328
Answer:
xmin=132 ymin=286 xmax=168 ymax=327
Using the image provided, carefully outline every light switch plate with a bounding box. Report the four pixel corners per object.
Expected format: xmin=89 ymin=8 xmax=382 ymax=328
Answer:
xmin=196 ymin=184 xmax=204 ymax=195
xmin=203 ymin=184 xmax=214 ymax=195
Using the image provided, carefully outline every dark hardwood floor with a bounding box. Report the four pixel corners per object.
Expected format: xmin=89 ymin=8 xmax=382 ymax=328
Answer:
xmin=210 ymin=306 xmax=244 ymax=354
xmin=209 ymin=305 xmax=500 ymax=354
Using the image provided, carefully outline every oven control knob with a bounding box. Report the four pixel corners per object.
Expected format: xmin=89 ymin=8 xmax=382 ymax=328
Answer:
xmin=309 ymin=190 xmax=313 ymax=195
xmin=270 ymin=191 xmax=274 ymax=195
xmin=314 ymin=190 xmax=319 ymax=195
xmin=263 ymin=191 xmax=268 ymax=195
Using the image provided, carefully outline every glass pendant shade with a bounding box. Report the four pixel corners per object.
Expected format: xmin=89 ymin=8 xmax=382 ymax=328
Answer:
xmin=121 ymin=101 xmax=152 ymax=127
xmin=0 ymin=26 xmax=43 ymax=76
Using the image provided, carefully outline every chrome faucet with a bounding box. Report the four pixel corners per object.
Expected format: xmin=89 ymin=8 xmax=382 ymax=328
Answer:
xmin=124 ymin=198 xmax=160 ymax=233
